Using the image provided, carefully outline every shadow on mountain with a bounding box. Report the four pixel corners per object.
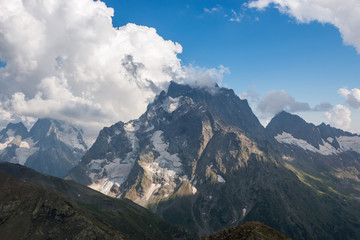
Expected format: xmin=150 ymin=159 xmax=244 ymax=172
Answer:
xmin=0 ymin=162 xmax=193 ymax=240
xmin=147 ymin=158 xmax=360 ymax=240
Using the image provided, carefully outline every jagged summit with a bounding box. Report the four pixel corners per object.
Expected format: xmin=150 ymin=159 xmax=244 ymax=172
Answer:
xmin=30 ymin=118 xmax=87 ymax=151
xmin=0 ymin=118 xmax=88 ymax=178
xmin=266 ymin=111 xmax=323 ymax=148
xmin=266 ymin=110 xmax=360 ymax=155
xmin=0 ymin=122 xmax=29 ymax=141
xmin=157 ymin=81 xmax=264 ymax=139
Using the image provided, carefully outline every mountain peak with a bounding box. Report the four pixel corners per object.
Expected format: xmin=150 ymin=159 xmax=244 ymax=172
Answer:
xmin=273 ymin=110 xmax=303 ymax=122
xmin=0 ymin=118 xmax=88 ymax=178
xmin=29 ymin=118 xmax=55 ymax=141
xmin=267 ymin=111 xmax=323 ymax=148
xmin=164 ymin=82 xmax=264 ymax=139
xmin=0 ymin=122 xmax=29 ymax=140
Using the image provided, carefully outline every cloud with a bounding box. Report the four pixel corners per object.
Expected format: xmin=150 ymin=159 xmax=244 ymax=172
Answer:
xmin=204 ymin=5 xmax=222 ymax=14
xmin=0 ymin=103 xmax=14 ymax=128
xmin=239 ymin=87 xmax=260 ymax=103
xmin=248 ymin=0 xmax=360 ymax=53
xmin=178 ymin=65 xmax=229 ymax=90
xmin=229 ymin=9 xmax=243 ymax=22
xmin=242 ymin=89 xmax=333 ymax=125
xmin=257 ymin=90 xmax=311 ymax=116
xmin=338 ymin=87 xmax=360 ymax=109
xmin=312 ymin=102 xmax=333 ymax=111
xmin=0 ymin=0 xmax=226 ymax=136
xmin=325 ymin=104 xmax=352 ymax=129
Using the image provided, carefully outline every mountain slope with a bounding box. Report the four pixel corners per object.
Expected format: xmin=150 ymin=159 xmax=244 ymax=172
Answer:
xmin=0 ymin=167 xmax=125 ymax=240
xmin=0 ymin=162 xmax=192 ymax=240
xmin=202 ymin=222 xmax=290 ymax=240
xmin=0 ymin=118 xmax=88 ymax=178
xmin=68 ymin=82 xmax=360 ymax=239
xmin=266 ymin=111 xmax=360 ymax=198
xmin=267 ymin=111 xmax=360 ymax=155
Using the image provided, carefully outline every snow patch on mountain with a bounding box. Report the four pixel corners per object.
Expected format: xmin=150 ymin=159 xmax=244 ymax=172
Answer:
xmin=19 ymin=141 xmax=30 ymax=148
xmin=162 ymin=97 xmax=182 ymax=113
xmin=140 ymin=129 xmax=187 ymax=200
xmin=0 ymin=130 xmax=15 ymax=152
xmin=87 ymin=122 xmax=140 ymax=194
xmin=15 ymin=139 xmax=39 ymax=165
xmin=88 ymin=159 xmax=105 ymax=172
xmin=123 ymin=121 xmax=139 ymax=164
xmin=151 ymin=131 xmax=182 ymax=173
xmin=275 ymin=132 xmax=340 ymax=155
xmin=87 ymin=158 xmax=126 ymax=188
xmin=242 ymin=208 xmax=247 ymax=217
xmin=144 ymin=162 xmax=177 ymax=181
xmin=217 ymin=174 xmax=226 ymax=183
xmin=0 ymin=129 xmax=39 ymax=164
xmin=56 ymin=122 xmax=87 ymax=151
xmin=337 ymin=136 xmax=360 ymax=154
xmin=0 ymin=138 xmax=14 ymax=152
xmin=191 ymin=185 xmax=197 ymax=194
xmin=88 ymin=178 xmax=115 ymax=195
xmin=104 ymin=158 xmax=134 ymax=185
xmin=144 ymin=183 xmax=161 ymax=201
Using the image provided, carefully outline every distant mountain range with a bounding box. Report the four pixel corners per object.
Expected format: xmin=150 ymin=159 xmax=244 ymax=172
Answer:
xmin=1 ymin=82 xmax=360 ymax=239
xmin=0 ymin=118 xmax=87 ymax=178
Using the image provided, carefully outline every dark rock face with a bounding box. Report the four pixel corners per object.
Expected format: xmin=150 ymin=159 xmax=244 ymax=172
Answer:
xmin=266 ymin=111 xmax=323 ymax=148
xmin=202 ymin=222 xmax=290 ymax=240
xmin=0 ymin=118 xmax=88 ymax=178
xmin=68 ymin=82 xmax=360 ymax=240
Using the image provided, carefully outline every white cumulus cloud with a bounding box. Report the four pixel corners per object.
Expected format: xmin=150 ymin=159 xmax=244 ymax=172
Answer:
xmin=0 ymin=0 xmax=226 ymax=136
xmin=248 ymin=0 xmax=360 ymax=53
xmin=338 ymin=87 xmax=360 ymax=109
xmin=325 ymin=104 xmax=352 ymax=129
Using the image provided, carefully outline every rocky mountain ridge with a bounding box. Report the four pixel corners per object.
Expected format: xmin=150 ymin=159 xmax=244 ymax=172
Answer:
xmin=0 ymin=118 xmax=87 ymax=177
xmin=266 ymin=110 xmax=360 ymax=200
xmin=68 ymin=82 xmax=360 ymax=239
xmin=267 ymin=111 xmax=360 ymax=156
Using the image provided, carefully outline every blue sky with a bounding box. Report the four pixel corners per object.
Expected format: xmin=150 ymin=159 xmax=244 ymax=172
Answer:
xmin=0 ymin=0 xmax=359 ymax=136
xmin=103 ymin=0 xmax=360 ymax=132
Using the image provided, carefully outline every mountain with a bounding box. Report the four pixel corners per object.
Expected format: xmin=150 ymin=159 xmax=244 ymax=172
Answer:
xmin=0 ymin=122 xmax=29 ymax=141
xmin=0 ymin=162 xmax=192 ymax=240
xmin=0 ymin=122 xmax=30 ymax=164
xmin=266 ymin=111 xmax=360 ymax=199
xmin=266 ymin=111 xmax=360 ymax=154
xmin=0 ymin=118 xmax=88 ymax=178
xmin=202 ymin=222 xmax=290 ymax=240
xmin=0 ymin=166 xmax=125 ymax=240
xmin=68 ymin=82 xmax=360 ymax=239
